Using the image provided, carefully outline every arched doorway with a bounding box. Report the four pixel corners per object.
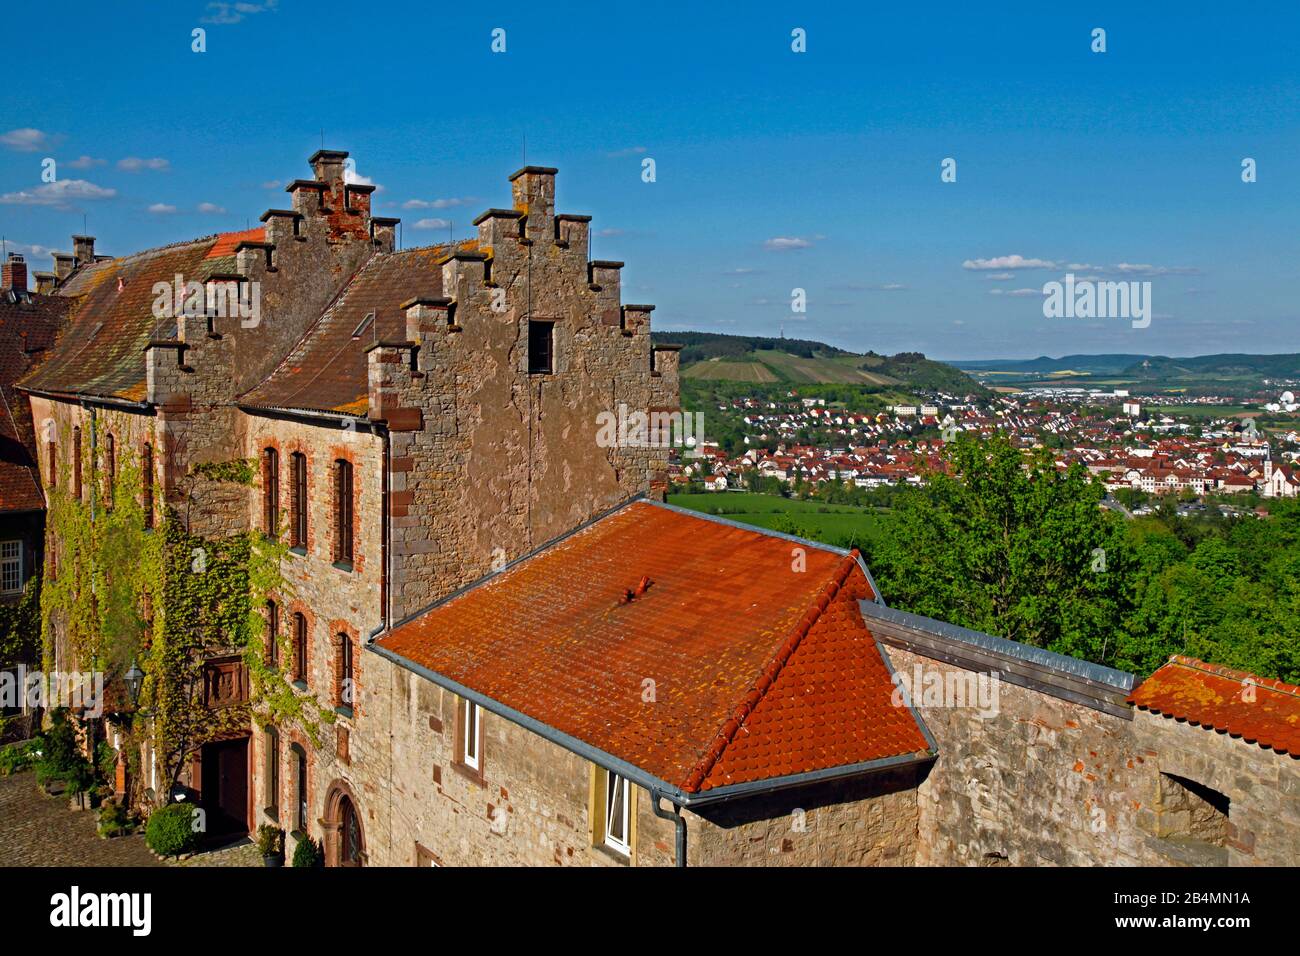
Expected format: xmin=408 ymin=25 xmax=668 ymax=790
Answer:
xmin=323 ymin=780 xmax=365 ymax=867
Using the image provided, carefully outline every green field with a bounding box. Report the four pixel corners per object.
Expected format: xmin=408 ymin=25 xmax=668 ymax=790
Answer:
xmin=667 ymin=492 xmax=887 ymax=546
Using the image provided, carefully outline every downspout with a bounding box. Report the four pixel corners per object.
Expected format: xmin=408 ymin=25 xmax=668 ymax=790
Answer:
xmin=651 ymin=791 xmax=687 ymax=868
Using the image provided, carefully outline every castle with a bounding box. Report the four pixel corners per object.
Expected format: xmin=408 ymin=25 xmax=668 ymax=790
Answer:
xmin=2 ymin=151 xmax=1296 ymax=866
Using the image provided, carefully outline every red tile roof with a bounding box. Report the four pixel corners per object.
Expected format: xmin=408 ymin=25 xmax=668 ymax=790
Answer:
xmin=21 ymin=233 xmax=250 ymax=402
xmin=0 ymin=291 xmax=74 ymax=511
xmin=240 ymin=242 xmax=465 ymax=416
xmin=1128 ymin=655 xmax=1300 ymax=758
xmin=377 ymin=500 xmax=931 ymax=795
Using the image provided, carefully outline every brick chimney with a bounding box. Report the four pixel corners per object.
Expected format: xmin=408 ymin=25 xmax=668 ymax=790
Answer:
xmin=308 ymin=149 xmax=348 ymax=189
xmin=72 ymin=234 xmax=95 ymax=265
xmin=1 ymin=253 xmax=27 ymax=294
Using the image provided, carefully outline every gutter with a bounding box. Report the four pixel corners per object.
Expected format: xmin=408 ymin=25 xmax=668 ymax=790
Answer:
xmin=20 ymin=385 xmax=151 ymax=413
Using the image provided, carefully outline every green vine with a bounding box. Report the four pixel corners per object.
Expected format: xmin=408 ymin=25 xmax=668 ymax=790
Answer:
xmin=42 ymin=445 xmax=332 ymax=805
xmin=0 ymin=576 xmax=41 ymax=666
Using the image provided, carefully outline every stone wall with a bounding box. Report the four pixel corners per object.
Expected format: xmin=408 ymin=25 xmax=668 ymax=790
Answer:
xmin=885 ymin=645 xmax=1300 ymax=867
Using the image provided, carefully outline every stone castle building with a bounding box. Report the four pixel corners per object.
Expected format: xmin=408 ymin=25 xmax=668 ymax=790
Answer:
xmin=14 ymin=151 xmax=1299 ymax=866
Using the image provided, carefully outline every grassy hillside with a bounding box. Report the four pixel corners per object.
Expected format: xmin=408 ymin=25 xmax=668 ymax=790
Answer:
xmin=654 ymin=331 xmax=983 ymax=394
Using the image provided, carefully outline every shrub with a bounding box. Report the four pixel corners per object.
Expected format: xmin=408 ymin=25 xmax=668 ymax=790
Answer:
xmin=145 ymin=802 xmax=201 ymax=857
xmin=34 ymin=709 xmax=92 ymax=790
xmin=96 ymin=741 xmax=118 ymax=782
xmin=97 ymin=801 xmax=133 ymax=838
xmin=0 ymin=738 xmax=41 ymax=776
xmin=291 ymin=835 xmax=321 ymax=868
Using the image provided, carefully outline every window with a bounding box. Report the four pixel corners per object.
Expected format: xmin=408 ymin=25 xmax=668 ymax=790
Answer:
xmin=265 ymin=600 xmax=279 ymax=667
xmin=527 ymin=320 xmax=554 ymax=374
xmin=292 ymin=612 xmax=307 ymax=684
xmin=333 ymin=459 xmax=353 ymax=566
xmin=290 ymin=452 xmax=307 ymax=549
xmin=603 ymin=771 xmax=631 ymax=855
xmin=141 ymin=443 xmax=154 ymax=528
xmin=262 ymin=447 xmax=279 ymax=537
xmin=47 ymin=440 xmax=56 ymax=489
xmin=292 ymin=744 xmax=308 ymax=833
xmin=460 ymin=699 xmax=482 ymax=772
xmin=72 ymin=427 xmax=82 ymax=500
xmin=265 ymin=727 xmax=280 ymax=818
xmin=104 ymin=433 xmax=115 ymax=509
xmin=0 ymin=541 xmax=22 ymax=595
xmin=337 ymin=632 xmax=354 ymax=709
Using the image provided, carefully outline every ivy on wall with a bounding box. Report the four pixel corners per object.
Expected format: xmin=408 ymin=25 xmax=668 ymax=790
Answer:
xmin=41 ymin=437 xmax=332 ymax=805
xmin=0 ymin=576 xmax=41 ymax=667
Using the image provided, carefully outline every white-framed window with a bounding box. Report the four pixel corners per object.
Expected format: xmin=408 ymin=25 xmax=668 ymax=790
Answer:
xmin=0 ymin=540 xmax=22 ymax=594
xmin=462 ymin=700 xmax=481 ymax=772
xmin=604 ymin=772 xmax=630 ymax=855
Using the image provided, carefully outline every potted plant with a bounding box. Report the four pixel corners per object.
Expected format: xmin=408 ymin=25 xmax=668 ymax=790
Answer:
xmin=256 ymin=824 xmax=285 ymax=867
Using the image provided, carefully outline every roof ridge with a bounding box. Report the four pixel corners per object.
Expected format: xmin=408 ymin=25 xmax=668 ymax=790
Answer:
xmin=1167 ymin=654 xmax=1300 ymax=697
xmin=682 ymin=550 xmax=861 ymax=792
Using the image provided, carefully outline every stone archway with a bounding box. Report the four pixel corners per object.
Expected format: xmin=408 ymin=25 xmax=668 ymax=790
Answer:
xmin=322 ymin=780 xmax=366 ymax=867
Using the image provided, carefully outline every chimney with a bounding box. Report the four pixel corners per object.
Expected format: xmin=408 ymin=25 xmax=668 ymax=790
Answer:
xmin=33 ymin=272 xmax=55 ymax=294
xmin=72 ymin=234 xmax=95 ymax=265
xmin=308 ymin=149 xmax=349 ymax=189
xmin=53 ymin=252 xmax=76 ymax=284
xmin=509 ymin=166 xmax=557 ymax=244
xmin=1 ymin=253 xmax=27 ymax=294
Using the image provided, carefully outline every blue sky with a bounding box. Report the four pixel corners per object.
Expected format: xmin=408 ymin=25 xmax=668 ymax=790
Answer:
xmin=2 ymin=1 xmax=1299 ymax=360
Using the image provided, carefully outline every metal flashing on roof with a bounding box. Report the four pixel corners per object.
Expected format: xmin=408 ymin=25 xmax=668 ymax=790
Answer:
xmin=859 ymin=600 xmax=1137 ymax=718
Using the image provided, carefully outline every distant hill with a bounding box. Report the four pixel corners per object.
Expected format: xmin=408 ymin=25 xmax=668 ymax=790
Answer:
xmin=651 ymin=331 xmax=983 ymax=393
xmin=954 ymin=353 xmax=1300 ymax=380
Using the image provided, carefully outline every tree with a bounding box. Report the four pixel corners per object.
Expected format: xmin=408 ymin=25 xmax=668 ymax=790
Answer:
xmin=866 ymin=433 xmax=1131 ymax=656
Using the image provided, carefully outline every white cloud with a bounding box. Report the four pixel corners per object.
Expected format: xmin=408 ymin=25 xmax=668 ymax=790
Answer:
xmin=66 ymin=155 xmax=106 ymax=169
xmin=118 ymin=157 xmax=170 ymax=173
xmin=343 ymin=165 xmax=378 ymax=189
xmin=1113 ymin=262 xmax=1199 ymax=277
xmin=0 ymin=180 xmax=117 ymax=208
xmin=605 ymin=146 xmax=648 ymax=158
xmin=148 ymin=203 xmax=178 ymax=215
xmin=721 ymin=268 xmax=760 ymax=276
xmin=197 ymin=202 xmax=226 ymax=214
xmin=412 ymin=218 xmax=452 ymax=230
xmin=202 ymin=0 xmax=278 ymax=24
xmin=402 ymin=196 xmax=477 ymax=210
xmin=261 ymin=180 xmax=281 ymax=190
xmin=763 ymin=236 xmax=813 ymax=251
xmin=983 ymin=272 xmax=1015 ymax=281
xmin=3 ymin=241 xmax=60 ymax=261
xmin=0 ymin=128 xmax=54 ymax=152
xmin=988 ymin=287 xmax=1041 ymax=297
xmin=963 ymin=254 xmax=1057 ymax=271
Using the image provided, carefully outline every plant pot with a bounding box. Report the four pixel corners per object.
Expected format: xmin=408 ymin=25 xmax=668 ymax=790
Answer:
xmin=262 ymin=853 xmax=284 ymax=868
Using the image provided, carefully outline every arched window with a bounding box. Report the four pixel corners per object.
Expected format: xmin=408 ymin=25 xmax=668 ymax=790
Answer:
xmin=292 ymin=612 xmax=307 ymax=684
xmin=340 ymin=795 xmax=362 ymax=866
xmin=141 ymin=443 xmax=154 ymax=528
xmin=262 ymin=447 xmax=279 ymax=537
xmin=265 ymin=600 xmax=279 ymax=667
xmin=333 ymin=459 xmax=353 ymax=566
xmin=290 ymin=452 xmax=307 ymax=549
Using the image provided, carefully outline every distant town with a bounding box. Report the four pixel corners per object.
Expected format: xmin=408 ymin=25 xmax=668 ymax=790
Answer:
xmin=670 ymin=382 xmax=1300 ymax=509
